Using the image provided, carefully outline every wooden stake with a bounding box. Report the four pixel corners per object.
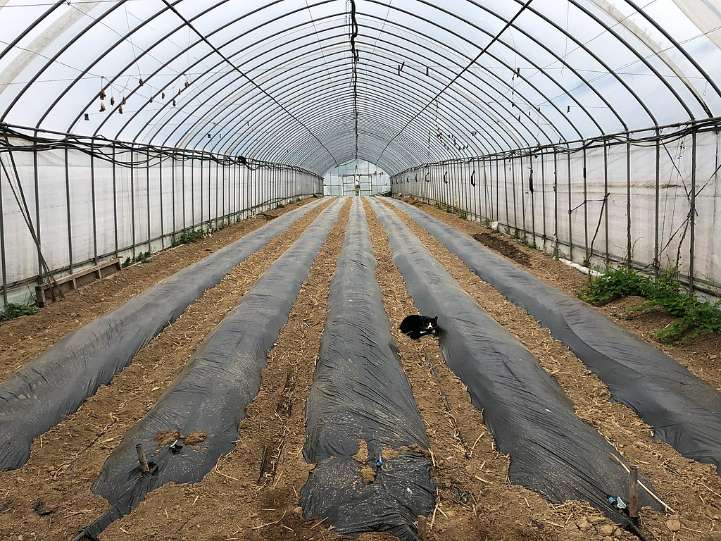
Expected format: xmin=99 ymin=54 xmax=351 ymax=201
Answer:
xmin=136 ymin=443 xmax=150 ymax=473
xmin=609 ymin=453 xmax=675 ymax=513
xmin=629 ymin=465 xmax=639 ymax=519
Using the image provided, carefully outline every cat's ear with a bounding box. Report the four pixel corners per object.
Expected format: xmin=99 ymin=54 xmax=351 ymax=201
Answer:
xmin=433 ymin=316 xmax=438 ymax=324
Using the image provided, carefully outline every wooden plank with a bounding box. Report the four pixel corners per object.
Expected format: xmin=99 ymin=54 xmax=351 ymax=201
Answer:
xmin=35 ymin=259 xmax=122 ymax=307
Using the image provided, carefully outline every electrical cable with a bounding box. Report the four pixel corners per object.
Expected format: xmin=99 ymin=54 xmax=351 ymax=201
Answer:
xmin=350 ymin=0 xmax=360 ymax=160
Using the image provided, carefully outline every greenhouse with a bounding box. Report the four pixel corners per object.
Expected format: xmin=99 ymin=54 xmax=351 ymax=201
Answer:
xmin=0 ymin=1 xmax=720 ymax=540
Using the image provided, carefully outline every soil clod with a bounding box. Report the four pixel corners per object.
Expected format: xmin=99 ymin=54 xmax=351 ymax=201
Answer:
xmin=472 ymin=232 xmax=531 ymax=267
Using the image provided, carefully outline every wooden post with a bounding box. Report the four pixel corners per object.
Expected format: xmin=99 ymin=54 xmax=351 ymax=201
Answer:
xmin=136 ymin=443 xmax=150 ymax=473
xmin=629 ymin=465 xmax=639 ymax=519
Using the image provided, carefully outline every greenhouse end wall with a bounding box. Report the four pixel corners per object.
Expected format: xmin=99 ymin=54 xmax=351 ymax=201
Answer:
xmin=0 ymin=135 xmax=322 ymax=305
xmin=391 ymin=126 xmax=721 ymax=296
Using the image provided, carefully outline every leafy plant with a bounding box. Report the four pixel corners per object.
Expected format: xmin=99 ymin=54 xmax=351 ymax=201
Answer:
xmin=458 ymin=209 xmax=468 ymax=220
xmin=0 ymin=302 xmax=39 ymax=322
xmin=122 ymin=251 xmax=153 ymax=266
xmin=172 ymin=229 xmax=205 ymax=247
xmin=578 ymin=266 xmax=649 ymax=305
xmin=579 ymin=266 xmax=721 ymax=343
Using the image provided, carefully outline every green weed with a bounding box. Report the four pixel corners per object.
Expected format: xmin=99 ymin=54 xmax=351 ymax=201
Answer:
xmin=172 ymin=229 xmax=205 ymax=247
xmin=0 ymin=302 xmax=39 ymax=322
xmin=123 ymin=251 xmax=152 ymax=267
xmin=579 ymin=266 xmax=721 ymax=343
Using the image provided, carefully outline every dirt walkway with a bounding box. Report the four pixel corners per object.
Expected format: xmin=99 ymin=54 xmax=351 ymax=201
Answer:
xmin=0 ymin=199 xmax=333 ymax=541
xmin=383 ymin=197 xmax=721 ymax=541
xmin=0 ymin=197 xmax=315 ymax=383
xmin=396 ymin=196 xmax=721 ymax=394
xmin=100 ymin=199 xmax=354 ymax=540
xmin=364 ymin=199 xmax=634 ymax=540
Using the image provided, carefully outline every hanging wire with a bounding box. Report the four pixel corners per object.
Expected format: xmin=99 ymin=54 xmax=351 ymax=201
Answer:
xmin=349 ymin=0 xmax=360 ymax=160
xmin=0 ymin=133 xmax=58 ymax=292
xmin=158 ymin=0 xmax=338 ymax=168
xmin=376 ymin=0 xmax=535 ymax=164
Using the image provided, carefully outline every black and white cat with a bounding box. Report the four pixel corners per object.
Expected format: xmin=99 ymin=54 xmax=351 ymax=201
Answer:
xmin=399 ymin=315 xmax=439 ymax=340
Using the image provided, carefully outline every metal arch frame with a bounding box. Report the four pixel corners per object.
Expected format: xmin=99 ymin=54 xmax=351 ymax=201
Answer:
xmin=158 ymin=0 xmax=339 ymax=167
xmin=109 ymin=14 xmax=554 ymax=157
xmin=307 ymin=128 xmax=415 ymax=173
xmin=427 ymin=0 xmax=628 ymax=132
xmin=2 ymin=0 xmax=626 ymax=144
xmin=176 ymin=20 xmax=584 ymax=167
xmin=252 ymin=14 xmax=564 ymax=156
xmin=119 ymin=0 xmax=637 ymax=161
xmin=310 ymin=133 xmax=406 ymax=173
xmin=501 ymin=0 xmax=659 ymax=127
xmin=256 ymin=104 xmax=465 ymax=172
xmin=4 ymin=17 xmax=568 ymax=174
xmin=0 ymin=5 xmax=603 ymax=139
xmin=185 ymin=32 xmax=529 ymax=156
xmin=0 ymin=0 xmax=66 ymax=65
xmin=135 ymin=0 xmax=632 ymax=167
xmin=223 ymin=26 xmax=550 ymax=152
xmin=316 ymin=127 xmax=429 ymax=173
xmin=143 ymin=7 xmax=566 ymax=156
xmin=354 ymin=9 xmax=586 ymax=137
xmin=372 ymin=0 xmax=538 ymax=165
xmin=242 ymin=90 xmax=454 ymax=172
xmin=622 ymin=0 xmax=721 ymax=107
xmin=561 ymin=0 xmax=704 ymax=120
xmin=272 ymin=111 xmax=426 ymax=172
xmin=72 ymin=0 xmax=329 ymax=138
xmin=304 ymin=132 xmax=416 ymax=174
xmin=244 ymin=108 xmax=450 ymax=174
xmin=464 ymin=0 xmax=658 ymax=126
xmin=363 ymin=0 xmax=602 ymax=143
xmin=183 ymin=62 xmax=466 ymax=173
xmin=29 ymin=0 xmax=182 ymax=130
xmin=218 ymin=71 xmax=479 ymax=165
xmin=148 ymin=56 xmax=480 ymax=174
xmin=293 ymin=131 xmax=407 ymax=173
xmin=250 ymin=90 xmax=476 ymax=171
xmin=198 ymin=15 xmax=550 ymax=150
xmin=206 ymin=49 xmax=514 ymax=158
xmin=1 ymin=0 xmax=720 ymax=172
xmin=112 ymin=10 xmax=352 ymax=144
xmin=156 ymin=39 xmax=504 ymax=158
xmin=3 ymin=0 xmax=148 ymax=126
xmin=141 ymin=23 xmax=352 ymax=146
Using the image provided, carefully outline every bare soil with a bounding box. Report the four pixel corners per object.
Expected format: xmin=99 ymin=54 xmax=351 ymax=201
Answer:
xmin=472 ymin=232 xmax=531 ymax=267
xmin=385 ymin=197 xmax=721 ymax=541
xmin=0 ymin=198 xmax=333 ymax=541
xmin=364 ymin=200 xmax=632 ymax=541
xmin=0 ymin=197 xmax=315 ymax=384
xmin=101 ymin=199 xmax=354 ymax=540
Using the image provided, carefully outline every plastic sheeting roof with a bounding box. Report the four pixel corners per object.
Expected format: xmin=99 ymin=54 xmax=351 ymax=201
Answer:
xmin=1 ymin=0 xmax=720 ymax=175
